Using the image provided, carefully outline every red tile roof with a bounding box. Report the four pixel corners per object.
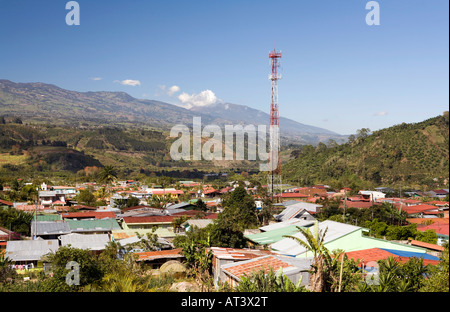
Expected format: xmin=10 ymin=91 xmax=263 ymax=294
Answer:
xmin=152 ymin=190 xmax=184 ymax=195
xmin=340 ymin=200 xmax=380 ymax=209
xmin=400 ymin=204 xmax=438 ymax=214
xmin=0 ymin=199 xmax=13 ymax=206
xmin=204 ymin=213 xmax=219 ymax=219
xmin=345 ymin=248 xmax=439 ymax=266
xmin=122 ymin=216 xmax=176 ymax=224
xmin=409 ymin=240 xmax=445 ymax=251
xmin=209 ymin=247 xmax=274 ymax=261
xmin=203 ymin=189 xmax=221 ymax=195
xmin=424 ymin=201 xmax=449 ymax=206
xmin=135 ymin=248 xmax=184 ymax=261
xmin=223 ymin=256 xmax=293 ymax=279
xmin=171 ymin=210 xmax=218 ymax=219
xmin=51 ymin=200 xmax=66 ymax=205
xmin=14 ymin=204 xmax=45 ymax=211
xmin=62 ymin=211 xmax=116 ymax=219
xmin=281 ymin=193 xmax=308 ymax=198
xmin=54 ymin=206 xmax=70 ymax=212
xmin=72 ymin=205 xmax=97 ymax=210
xmin=416 ymin=223 xmax=449 ymax=236
xmin=402 ymin=199 xmax=422 ymax=204
xmin=433 ymin=189 xmax=449 ymax=195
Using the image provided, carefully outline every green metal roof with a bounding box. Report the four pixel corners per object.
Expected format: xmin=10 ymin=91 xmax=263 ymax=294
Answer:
xmin=36 ymin=214 xmax=62 ymax=221
xmin=66 ymin=218 xmax=121 ymax=231
xmin=245 ymin=225 xmax=304 ymax=245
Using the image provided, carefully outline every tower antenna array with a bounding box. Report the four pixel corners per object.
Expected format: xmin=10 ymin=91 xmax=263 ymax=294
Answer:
xmin=268 ymin=48 xmax=282 ymax=200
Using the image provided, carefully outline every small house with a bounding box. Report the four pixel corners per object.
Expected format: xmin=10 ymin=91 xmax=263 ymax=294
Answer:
xmin=5 ymin=239 xmax=59 ymax=267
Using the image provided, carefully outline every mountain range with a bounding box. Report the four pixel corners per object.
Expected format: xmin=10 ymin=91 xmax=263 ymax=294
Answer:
xmin=0 ymin=79 xmax=448 ymax=187
xmin=0 ymin=79 xmax=347 ymax=145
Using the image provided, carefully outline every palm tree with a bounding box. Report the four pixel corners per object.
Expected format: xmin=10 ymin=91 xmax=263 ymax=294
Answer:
xmin=99 ymin=271 xmax=152 ymax=292
xmin=94 ymin=186 xmax=111 ymax=203
xmin=99 ymin=165 xmax=118 ymax=185
xmin=172 ymin=216 xmax=189 ymax=233
xmin=284 ymin=221 xmax=342 ymax=292
xmin=0 ymin=255 xmax=17 ymax=282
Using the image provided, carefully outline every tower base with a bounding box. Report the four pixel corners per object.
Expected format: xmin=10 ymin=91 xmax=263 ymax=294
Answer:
xmin=267 ymin=173 xmax=282 ymax=203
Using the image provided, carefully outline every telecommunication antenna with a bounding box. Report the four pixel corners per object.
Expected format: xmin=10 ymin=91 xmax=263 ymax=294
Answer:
xmin=268 ymin=48 xmax=282 ymax=201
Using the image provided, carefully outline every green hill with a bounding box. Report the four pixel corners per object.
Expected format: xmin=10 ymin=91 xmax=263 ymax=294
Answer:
xmin=282 ymin=112 xmax=449 ymax=189
xmin=0 ymin=121 xmax=261 ymax=181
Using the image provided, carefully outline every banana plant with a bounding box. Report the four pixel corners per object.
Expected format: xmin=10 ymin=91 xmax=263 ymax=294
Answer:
xmin=283 ymin=220 xmax=342 ymax=292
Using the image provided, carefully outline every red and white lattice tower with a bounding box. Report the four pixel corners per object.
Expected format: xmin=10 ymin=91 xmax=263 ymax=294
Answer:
xmin=268 ymin=48 xmax=282 ymax=199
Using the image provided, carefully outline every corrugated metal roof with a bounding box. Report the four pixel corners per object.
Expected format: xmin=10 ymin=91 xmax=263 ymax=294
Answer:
xmin=345 ymin=248 xmax=440 ymax=266
xmin=221 ymin=255 xmax=296 ymax=280
xmin=259 ymin=219 xmax=314 ymax=232
xmin=39 ymin=191 xmax=57 ymax=197
xmin=382 ymin=248 xmax=439 ymax=260
xmin=36 ymin=214 xmax=62 ymax=221
xmin=135 ymin=248 xmax=184 ymax=261
xmin=31 ymin=221 xmax=71 ymax=236
xmin=60 ymin=233 xmax=111 ymax=250
xmin=271 ymin=220 xmax=361 ymax=256
xmin=5 ymin=239 xmax=59 ymax=261
xmin=184 ymin=219 xmax=214 ymax=229
xmin=112 ymin=228 xmax=176 ymax=238
xmin=116 ymin=235 xmax=173 ymax=248
xmin=275 ymin=202 xmax=322 ymax=222
xmin=66 ymin=218 xmax=121 ymax=232
xmin=122 ymin=216 xmax=176 ymax=224
xmin=209 ymin=247 xmax=274 ymax=260
xmin=245 ymin=225 xmax=304 ymax=245
xmin=166 ymin=202 xmax=194 ymax=209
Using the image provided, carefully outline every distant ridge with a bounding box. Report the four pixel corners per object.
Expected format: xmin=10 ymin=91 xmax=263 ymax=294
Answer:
xmin=0 ymin=79 xmax=347 ymax=145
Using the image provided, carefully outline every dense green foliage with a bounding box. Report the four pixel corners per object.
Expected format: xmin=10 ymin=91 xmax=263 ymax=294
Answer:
xmin=234 ymin=267 xmax=308 ymax=292
xmin=210 ymin=186 xmax=258 ymax=248
xmin=354 ymin=256 xmax=433 ymax=292
xmin=420 ymin=242 xmax=449 ymax=292
xmin=0 ymin=207 xmax=33 ymax=236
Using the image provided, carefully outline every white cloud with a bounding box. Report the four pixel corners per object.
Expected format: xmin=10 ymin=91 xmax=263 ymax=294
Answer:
xmin=114 ymin=79 xmax=141 ymax=86
xmin=177 ymin=89 xmax=222 ymax=109
xmin=374 ymin=111 xmax=388 ymax=116
xmin=91 ymin=77 xmax=102 ymax=81
xmin=167 ymin=85 xmax=180 ymax=96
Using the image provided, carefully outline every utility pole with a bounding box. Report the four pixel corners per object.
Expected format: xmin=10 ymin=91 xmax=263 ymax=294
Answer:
xmin=338 ymin=253 xmax=344 ymax=292
xmin=343 ymin=192 xmax=347 ymax=222
xmin=34 ymin=186 xmax=38 ymax=240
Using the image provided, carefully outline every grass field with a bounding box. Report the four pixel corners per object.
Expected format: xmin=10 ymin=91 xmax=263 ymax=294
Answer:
xmin=0 ymin=153 xmax=27 ymax=165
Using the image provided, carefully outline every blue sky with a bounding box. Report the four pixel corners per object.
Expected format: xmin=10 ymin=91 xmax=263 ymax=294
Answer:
xmin=0 ymin=0 xmax=448 ymax=135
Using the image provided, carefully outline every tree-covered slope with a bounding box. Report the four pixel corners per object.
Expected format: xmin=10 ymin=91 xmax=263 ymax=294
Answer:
xmin=282 ymin=112 xmax=449 ymax=188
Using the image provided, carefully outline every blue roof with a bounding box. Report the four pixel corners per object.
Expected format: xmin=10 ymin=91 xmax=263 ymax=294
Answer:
xmin=381 ymin=248 xmax=439 ymax=261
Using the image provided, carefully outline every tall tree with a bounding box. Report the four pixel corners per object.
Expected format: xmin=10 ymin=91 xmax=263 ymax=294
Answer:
xmin=284 ymin=221 xmax=342 ymax=292
xmin=99 ymin=165 xmax=118 ymax=185
xmin=220 ymin=186 xmax=258 ymax=229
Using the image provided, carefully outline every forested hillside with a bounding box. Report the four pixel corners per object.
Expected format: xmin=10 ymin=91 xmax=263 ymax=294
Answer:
xmin=283 ymin=112 xmax=449 ymax=189
xmin=0 ymin=120 xmax=261 ymax=182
